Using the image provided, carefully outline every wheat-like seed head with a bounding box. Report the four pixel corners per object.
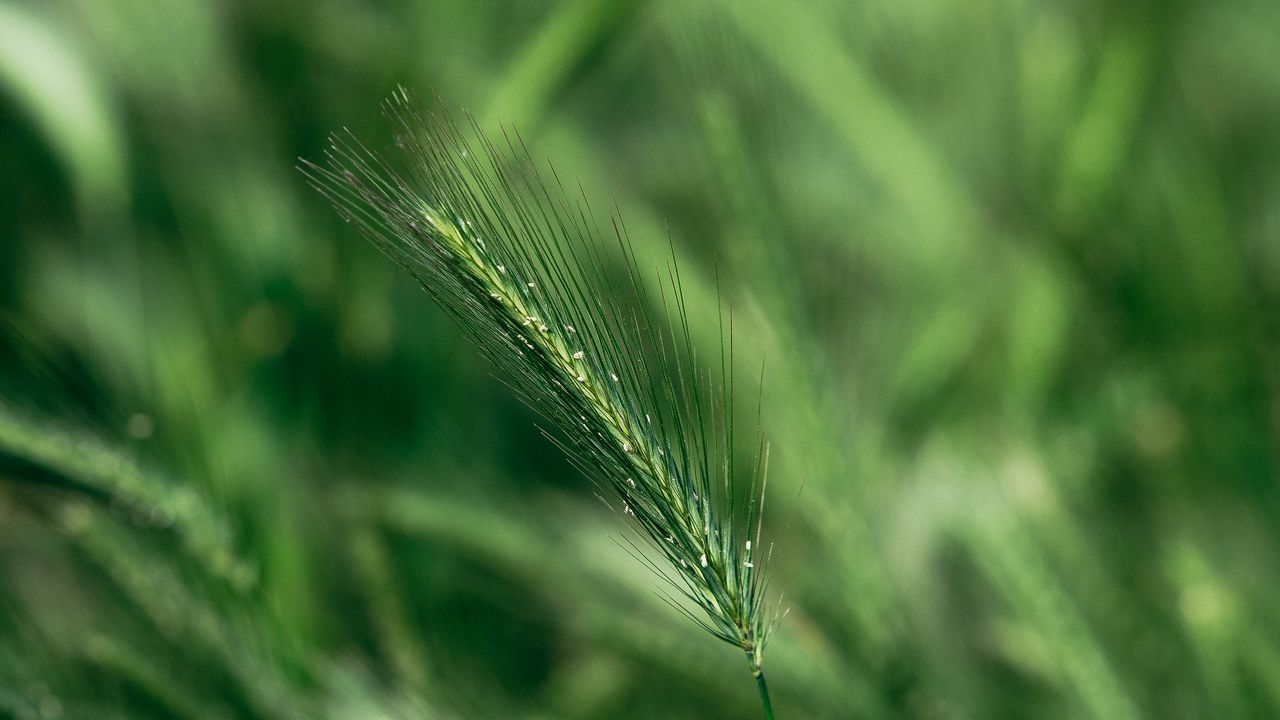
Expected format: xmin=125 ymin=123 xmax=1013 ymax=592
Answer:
xmin=301 ymin=88 xmax=780 ymax=670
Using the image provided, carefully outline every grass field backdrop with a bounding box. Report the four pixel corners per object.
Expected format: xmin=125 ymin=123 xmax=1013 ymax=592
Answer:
xmin=2 ymin=1 xmax=1279 ymax=718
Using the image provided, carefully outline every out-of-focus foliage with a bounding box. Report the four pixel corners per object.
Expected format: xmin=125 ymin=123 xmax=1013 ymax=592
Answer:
xmin=1 ymin=0 xmax=1278 ymax=718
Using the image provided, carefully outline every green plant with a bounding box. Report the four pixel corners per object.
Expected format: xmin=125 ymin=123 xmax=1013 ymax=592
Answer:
xmin=303 ymin=89 xmax=782 ymax=717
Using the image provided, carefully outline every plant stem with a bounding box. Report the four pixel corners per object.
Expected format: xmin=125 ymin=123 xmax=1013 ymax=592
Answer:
xmin=746 ymin=644 xmax=775 ymax=719
xmin=756 ymin=670 xmax=776 ymax=720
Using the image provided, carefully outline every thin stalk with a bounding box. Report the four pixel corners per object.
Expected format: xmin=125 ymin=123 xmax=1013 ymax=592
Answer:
xmin=755 ymin=670 xmax=776 ymax=720
xmin=747 ymin=646 xmax=775 ymax=719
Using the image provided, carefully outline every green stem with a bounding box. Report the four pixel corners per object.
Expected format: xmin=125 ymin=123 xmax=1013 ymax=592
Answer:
xmin=756 ymin=670 xmax=776 ymax=720
xmin=745 ymin=645 xmax=774 ymax=719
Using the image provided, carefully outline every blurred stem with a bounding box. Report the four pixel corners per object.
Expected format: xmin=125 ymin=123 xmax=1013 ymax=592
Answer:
xmin=722 ymin=0 xmax=977 ymax=250
xmin=350 ymin=524 xmax=432 ymax=691
xmin=482 ymin=0 xmax=638 ymax=132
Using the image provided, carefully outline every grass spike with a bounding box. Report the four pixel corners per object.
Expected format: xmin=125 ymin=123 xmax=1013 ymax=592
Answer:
xmin=302 ymin=88 xmax=779 ymax=715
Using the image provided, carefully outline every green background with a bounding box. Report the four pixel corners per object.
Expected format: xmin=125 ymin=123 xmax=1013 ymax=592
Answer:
xmin=2 ymin=0 xmax=1279 ymax=718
